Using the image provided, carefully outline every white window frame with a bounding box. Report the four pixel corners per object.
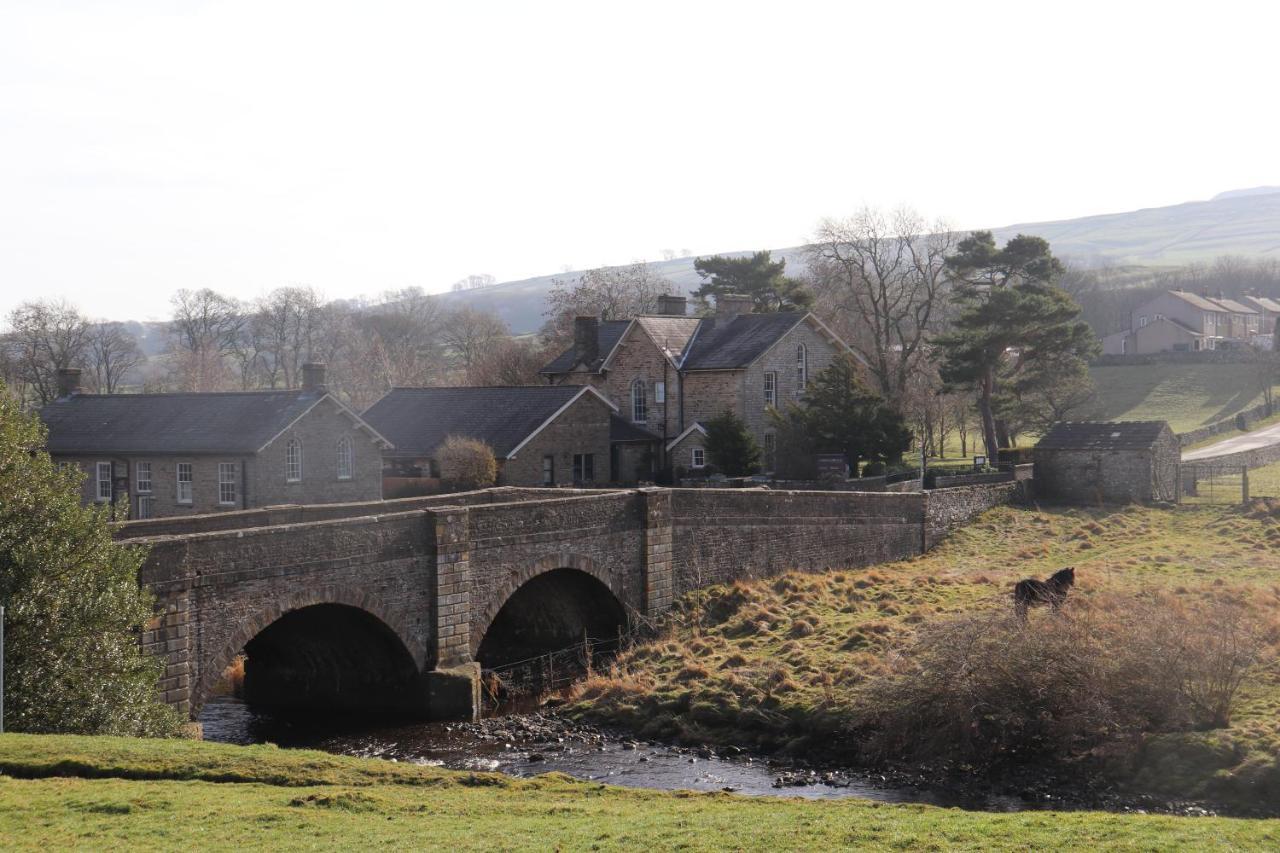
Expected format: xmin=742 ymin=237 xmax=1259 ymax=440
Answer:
xmin=95 ymin=461 xmax=113 ymax=502
xmin=796 ymin=344 xmax=808 ymax=395
xmin=573 ymin=453 xmax=594 ymax=483
xmin=654 ymin=381 xmax=665 ymax=404
xmin=176 ymin=462 xmax=193 ymax=505
xmin=631 ymin=379 xmax=648 ymax=424
xmin=135 ymin=494 xmax=154 ymax=520
xmin=135 ymin=461 xmax=152 ymax=494
xmin=690 ymin=447 xmax=706 ymax=469
xmin=218 ymin=462 xmax=238 ymax=506
xmin=336 ymin=436 xmax=353 ymax=481
xmin=764 ymin=371 xmax=777 ymax=408
xmin=285 ymin=439 xmax=303 ymax=483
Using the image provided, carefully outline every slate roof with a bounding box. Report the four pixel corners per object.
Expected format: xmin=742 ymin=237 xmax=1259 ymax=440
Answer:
xmin=610 ymin=415 xmax=663 ymax=444
xmin=362 ymin=386 xmax=612 ymax=459
xmin=539 ymin=321 xmax=631 ymax=374
xmin=1169 ymin=290 xmax=1228 ymax=312
xmin=39 ymin=390 xmax=347 ymax=455
xmin=1244 ymin=295 xmax=1280 ymax=313
xmin=1034 ymin=421 xmax=1171 ymax=452
xmin=1210 ymin=297 xmax=1258 ymax=314
xmin=633 ymin=316 xmax=701 ymax=363
xmin=680 ymin=312 xmax=807 ymax=370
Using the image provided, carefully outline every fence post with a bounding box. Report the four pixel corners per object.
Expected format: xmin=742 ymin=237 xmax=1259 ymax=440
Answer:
xmin=1242 ymin=466 xmax=1250 ymax=504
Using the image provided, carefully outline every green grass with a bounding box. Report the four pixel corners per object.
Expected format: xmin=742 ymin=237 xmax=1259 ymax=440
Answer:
xmin=0 ymin=734 xmax=1277 ymax=851
xmin=1085 ymin=363 xmax=1276 ymax=433
xmin=1180 ymin=459 xmax=1280 ymax=504
xmin=574 ymin=504 xmax=1280 ymax=807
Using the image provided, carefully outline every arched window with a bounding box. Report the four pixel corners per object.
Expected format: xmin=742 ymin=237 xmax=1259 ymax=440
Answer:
xmin=285 ymin=438 xmax=303 ymax=482
xmin=336 ymin=436 xmax=353 ymax=480
xmin=796 ymin=344 xmax=808 ymax=394
xmin=631 ymin=378 xmax=648 ymax=423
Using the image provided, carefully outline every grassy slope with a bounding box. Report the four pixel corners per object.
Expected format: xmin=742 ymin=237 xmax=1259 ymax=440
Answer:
xmin=0 ymin=734 xmax=1276 ymax=851
xmin=573 ymin=505 xmax=1280 ymax=804
xmin=1085 ymin=363 xmax=1276 ymax=433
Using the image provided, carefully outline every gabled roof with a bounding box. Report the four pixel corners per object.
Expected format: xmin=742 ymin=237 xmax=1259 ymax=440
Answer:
xmin=1035 ymin=421 xmax=1171 ymax=451
xmin=666 ymin=422 xmax=708 ymax=451
xmin=1244 ymin=294 xmax=1280 ymax=313
xmin=1210 ymin=297 xmax=1258 ymax=314
xmin=539 ymin=320 xmax=631 ymax=375
xmin=39 ymin=390 xmax=388 ymax=455
xmin=633 ymin=316 xmax=701 ymax=365
xmin=680 ymin=312 xmax=809 ymax=370
xmin=610 ymin=414 xmax=663 ymax=444
xmin=362 ymin=385 xmax=615 ymax=460
xmin=1169 ymin=290 xmax=1228 ymax=312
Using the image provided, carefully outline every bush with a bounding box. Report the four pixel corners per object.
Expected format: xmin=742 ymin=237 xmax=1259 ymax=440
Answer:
xmin=436 ymin=435 xmax=498 ymax=490
xmin=862 ymin=461 xmax=886 ymax=477
xmin=855 ymin=593 xmax=1270 ymax=770
xmin=704 ymin=412 xmax=760 ymax=477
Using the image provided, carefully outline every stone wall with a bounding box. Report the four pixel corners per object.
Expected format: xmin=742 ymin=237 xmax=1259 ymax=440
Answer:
xmin=923 ymin=482 xmax=1020 ymax=548
xmin=250 ymin=398 xmax=383 ymax=507
xmin=55 ymin=452 xmax=253 ymax=517
xmin=497 ymin=392 xmax=612 ymax=486
xmin=1177 ymin=400 xmax=1274 ymax=448
xmin=595 ymin=323 xmax=680 ymax=438
xmin=1035 ymin=442 xmax=1178 ymax=505
xmin=740 ymin=320 xmax=837 ymax=442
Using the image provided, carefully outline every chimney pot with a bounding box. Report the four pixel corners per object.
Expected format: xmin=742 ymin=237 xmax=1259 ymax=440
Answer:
xmin=57 ymin=367 xmax=82 ymax=398
xmin=715 ymin=293 xmax=754 ymax=323
xmin=301 ymin=362 xmax=327 ymax=392
xmin=573 ymin=317 xmax=600 ymax=368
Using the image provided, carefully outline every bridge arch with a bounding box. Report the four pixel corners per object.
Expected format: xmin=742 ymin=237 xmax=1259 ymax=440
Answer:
xmin=472 ymin=554 xmax=630 ymax=669
xmin=195 ymin=585 xmax=424 ymax=717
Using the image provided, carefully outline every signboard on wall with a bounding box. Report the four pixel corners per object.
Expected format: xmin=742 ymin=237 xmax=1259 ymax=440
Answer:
xmin=815 ymin=453 xmax=848 ymax=481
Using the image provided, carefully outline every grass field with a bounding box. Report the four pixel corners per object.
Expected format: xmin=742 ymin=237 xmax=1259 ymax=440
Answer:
xmin=573 ymin=504 xmax=1280 ymax=808
xmin=1085 ymin=363 xmax=1276 ymax=433
xmin=0 ymin=733 xmax=1277 ymax=851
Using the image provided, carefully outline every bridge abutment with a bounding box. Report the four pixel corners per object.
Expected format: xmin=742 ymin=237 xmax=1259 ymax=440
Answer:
xmin=427 ymin=506 xmax=480 ymax=721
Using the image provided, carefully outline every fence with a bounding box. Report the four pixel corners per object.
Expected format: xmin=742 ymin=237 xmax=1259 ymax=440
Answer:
xmin=1178 ymin=464 xmax=1276 ymax=505
xmin=481 ymin=629 xmax=633 ymax=707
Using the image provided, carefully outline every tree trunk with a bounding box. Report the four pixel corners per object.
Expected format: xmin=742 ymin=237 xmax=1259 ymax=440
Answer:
xmin=978 ymin=372 xmax=999 ymax=461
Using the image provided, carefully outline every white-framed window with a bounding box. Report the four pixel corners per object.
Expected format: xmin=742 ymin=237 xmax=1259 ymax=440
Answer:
xmin=763 ymin=432 xmax=777 ymax=471
xmin=218 ymin=462 xmax=238 ymax=505
xmin=631 ymin=379 xmax=647 ymax=423
xmin=176 ymin=462 xmax=193 ymax=504
xmin=542 ymin=454 xmax=555 ymax=486
xmin=764 ymin=371 xmax=777 ymax=408
xmin=135 ymin=495 xmax=154 ymax=520
xmin=336 ymin=436 xmax=353 ymax=480
xmin=573 ymin=453 xmax=594 ymax=483
xmin=1139 ymin=315 xmax=1148 ymax=327
xmin=95 ymin=461 xmax=113 ymax=502
xmin=691 ymin=447 xmax=706 ymax=469
xmin=654 ymin=381 xmax=665 ymax=404
xmin=796 ymin=344 xmax=808 ymax=395
xmin=135 ymin=461 xmax=152 ymax=494
xmin=285 ymin=439 xmax=302 ymax=482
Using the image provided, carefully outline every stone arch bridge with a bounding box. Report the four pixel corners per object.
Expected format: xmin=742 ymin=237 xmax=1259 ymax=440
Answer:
xmin=118 ymin=484 xmax=1016 ymax=721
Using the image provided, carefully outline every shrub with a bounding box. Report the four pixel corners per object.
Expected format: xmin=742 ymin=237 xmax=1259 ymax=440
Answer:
xmin=855 ymin=593 xmax=1270 ymax=770
xmin=436 ymin=435 xmax=497 ymax=490
xmin=862 ymin=461 xmax=886 ymax=477
xmin=704 ymin=412 xmax=760 ymax=477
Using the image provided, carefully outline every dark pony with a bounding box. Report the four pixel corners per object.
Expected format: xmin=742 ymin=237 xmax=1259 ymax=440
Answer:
xmin=1013 ymin=567 xmax=1075 ymax=620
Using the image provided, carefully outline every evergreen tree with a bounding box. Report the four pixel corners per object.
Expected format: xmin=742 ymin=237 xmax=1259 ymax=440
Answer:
xmin=703 ymin=411 xmax=761 ymax=476
xmin=936 ymin=232 xmax=1098 ymax=459
xmin=0 ymin=382 xmax=180 ymax=736
xmin=692 ymin=251 xmax=814 ymax=313
xmin=794 ymin=354 xmax=912 ymax=471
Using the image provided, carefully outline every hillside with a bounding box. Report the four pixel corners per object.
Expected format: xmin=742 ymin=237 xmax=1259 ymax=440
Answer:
xmin=1085 ymin=363 xmax=1278 ymax=433
xmin=443 ymin=189 xmax=1280 ymax=333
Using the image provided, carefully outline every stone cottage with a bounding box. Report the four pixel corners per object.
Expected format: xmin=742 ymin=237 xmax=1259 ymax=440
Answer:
xmin=539 ymin=294 xmax=855 ymax=474
xmin=40 ymin=363 xmax=389 ymax=518
xmin=1033 ymin=421 xmax=1178 ymax=504
xmin=362 ymin=385 xmax=651 ymax=487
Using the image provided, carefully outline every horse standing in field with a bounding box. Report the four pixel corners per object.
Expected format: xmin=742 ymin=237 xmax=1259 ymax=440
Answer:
xmin=1013 ymin=567 xmax=1075 ymax=621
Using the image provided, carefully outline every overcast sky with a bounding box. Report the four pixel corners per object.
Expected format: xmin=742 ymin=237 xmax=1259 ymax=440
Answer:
xmin=3 ymin=1 xmax=1278 ymax=322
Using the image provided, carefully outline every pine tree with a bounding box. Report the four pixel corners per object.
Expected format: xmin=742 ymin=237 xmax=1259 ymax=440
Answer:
xmin=0 ymin=382 xmax=181 ymax=735
xmin=692 ymin=251 xmax=814 ymax=313
xmin=794 ymin=353 xmax=912 ymax=472
xmin=703 ymin=411 xmax=762 ymax=477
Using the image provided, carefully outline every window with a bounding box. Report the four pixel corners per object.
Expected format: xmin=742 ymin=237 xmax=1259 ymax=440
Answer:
xmin=763 ymin=432 xmax=777 ymax=472
xmin=1139 ymin=315 xmax=1148 ymax=327
xmin=763 ymin=371 xmax=777 ymax=408
xmin=631 ymin=379 xmax=647 ymax=423
xmin=573 ymin=453 xmax=595 ymax=483
xmin=96 ymin=461 xmax=113 ymax=502
xmin=218 ymin=462 xmax=238 ymax=505
xmin=135 ymin=461 xmax=152 ymax=494
xmin=135 ymin=495 xmax=154 ymax=520
xmin=285 ymin=439 xmax=302 ymax=482
xmin=796 ymin=344 xmax=808 ymax=395
xmin=691 ymin=447 xmax=705 ymax=469
xmin=654 ymin=381 xmax=665 ymax=404
xmin=336 ymin=437 xmax=353 ymax=480
xmin=542 ymin=454 xmax=555 ymax=486
xmin=176 ymin=462 xmax=193 ymax=504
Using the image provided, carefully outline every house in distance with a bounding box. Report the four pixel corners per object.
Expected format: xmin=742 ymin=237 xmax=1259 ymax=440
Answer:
xmin=40 ymin=363 xmax=389 ymax=518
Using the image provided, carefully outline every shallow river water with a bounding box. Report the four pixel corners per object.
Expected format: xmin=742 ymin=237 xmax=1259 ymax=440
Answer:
xmin=200 ymin=697 xmax=1040 ymax=809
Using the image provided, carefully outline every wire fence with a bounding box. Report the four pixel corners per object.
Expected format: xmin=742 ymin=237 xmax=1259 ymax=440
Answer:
xmin=480 ymin=627 xmax=636 ymax=706
xmin=1179 ymin=464 xmax=1262 ymax=505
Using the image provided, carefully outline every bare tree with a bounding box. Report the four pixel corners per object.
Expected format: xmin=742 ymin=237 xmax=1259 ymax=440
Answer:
xmin=542 ymin=262 xmax=671 ymax=345
xmin=451 ymin=274 xmax=496 ymax=292
xmin=167 ymin=289 xmax=246 ymax=391
xmin=440 ymin=306 xmax=509 ymax=379
xmin=85 ymin=322 xmax=143 ymax=393
xmin=4 ymin=300 xmax=90 ymax=405
xmin=807 ymin=208 xmax=955 ymax=404
xmin=251 ymin=286 xmax=326 ymax=388
xmin=466 ymin=337 xmax=551 ymax=386
xmin=362 ymin=286 xmax=447 ymax=390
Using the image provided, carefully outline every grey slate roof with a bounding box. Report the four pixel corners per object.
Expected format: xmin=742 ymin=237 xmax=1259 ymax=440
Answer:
xmin=1035 ymin=421 xmax=1171 ymax=452
xmin=634 ymin=316 xmax=701 ymax=362
xmin=1169 ymin=290 xmax=1228 ymax=312
xmin=610 ymin=415 xmax=663 ymax=444
xmin=40 ymin=391 xmax=333 ymax=455
xmin=680 ymin=312 xmax=807 ymax=370
xmin=539 ymin=321 xmax=631 ymax=374
xmin=363 ymin=386 xmax=608 ymax=459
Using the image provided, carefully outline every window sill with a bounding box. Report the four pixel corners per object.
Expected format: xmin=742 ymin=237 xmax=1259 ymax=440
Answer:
xmin=286 ymin=479 xmax=302 ymax=484
xmin=337 ymin=476 xmax=352 ymax=482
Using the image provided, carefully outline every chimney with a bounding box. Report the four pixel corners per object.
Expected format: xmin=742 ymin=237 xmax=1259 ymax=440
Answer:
xmin=656 ymin=294 xmax=687 ymax=316
xmin=715 ymin=293 xmax=754 ymax=323
xmin=301 ymin=362 xmax=327 ymax=393
xmin=573 ymin=317 xmax=600 ymax=368
xmin=57 ymin=367 xmax=82 ymax=398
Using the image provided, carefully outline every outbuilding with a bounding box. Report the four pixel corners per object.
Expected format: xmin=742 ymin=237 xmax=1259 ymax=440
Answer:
xmin=1033 ymin=421 xmax=1179 ymax=504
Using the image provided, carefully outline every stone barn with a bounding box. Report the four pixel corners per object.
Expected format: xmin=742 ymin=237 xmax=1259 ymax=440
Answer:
xmin=1033 ymin=421 xmax=1179 ymax=504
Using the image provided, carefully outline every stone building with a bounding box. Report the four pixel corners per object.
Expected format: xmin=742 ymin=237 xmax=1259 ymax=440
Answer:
xmin=362 ymin=385 xmax=652 ymax=487
xmin=40 ymin=364 xmax=389 ymax=518
xmin=1033 ymin=421 xmax=1178 ymax=504
xmin=539 ymin=294 xmax=854 ymax=474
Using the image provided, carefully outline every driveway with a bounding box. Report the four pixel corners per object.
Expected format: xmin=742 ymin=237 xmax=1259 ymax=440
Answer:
xmin=1182 ymin=419 xmax=1280 ymax=461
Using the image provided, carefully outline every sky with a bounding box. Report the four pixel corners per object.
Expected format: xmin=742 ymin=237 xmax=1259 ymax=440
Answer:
xmin=3 ymin=0 xmax=1280 ymax=322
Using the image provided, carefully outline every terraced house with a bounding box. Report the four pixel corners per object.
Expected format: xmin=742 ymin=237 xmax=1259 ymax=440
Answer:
xmin=40 ymin=363 xmax=389 ymax=518
xmin=539 ymin=294 xmax=854 ymax=474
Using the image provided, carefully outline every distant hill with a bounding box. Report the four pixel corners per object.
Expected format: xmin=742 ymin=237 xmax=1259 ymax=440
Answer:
xmin=440 ymin=188 xmax=1280 ymax=333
